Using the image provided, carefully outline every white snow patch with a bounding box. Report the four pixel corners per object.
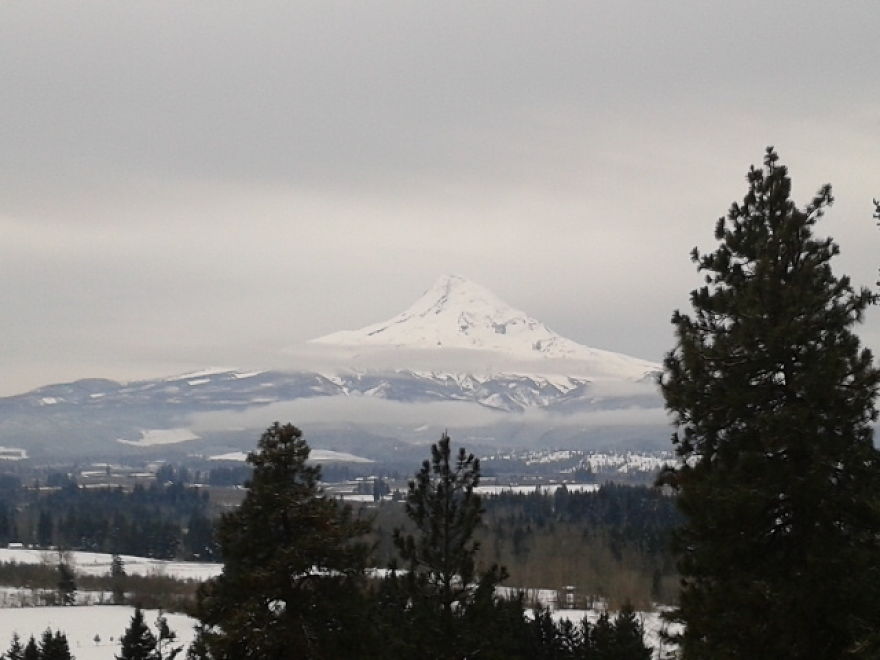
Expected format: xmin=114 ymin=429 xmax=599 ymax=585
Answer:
xmin=581 ymin=451 xmax=677 ymax=474
xmin=0 ymin=447 xmax=27 ymax=461
xmin=116 ymin=429 xmax=199 ymax=447
xmin=208 ymin=449 xmax=372 ymax=464
xmin=208 ymin=451 xmax=249 ymax=462
xmin=40 ymin=397 xmax=59 ymax=405
xmin=0 ymin=606 xmax=198 ymax=660
xmin=0 ymin=549 xmax=222 ymax=581
xmin=475 ymin=483 xmax=599 ymax=496
xmin=337 ymin=494 xmax=377 ymax=502
xmin=232 ymin=370 xmax=263 ymax=379
xmin=165 ymin=367 xmax=232 ymax=381
xmin=312 ymin=449 xmax=373 ymax=463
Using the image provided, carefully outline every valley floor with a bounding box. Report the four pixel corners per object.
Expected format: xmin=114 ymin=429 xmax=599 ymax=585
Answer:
xmin=0 ymin=548 xmax=679 ymax=659
xmin=0 ymin=605 xmax=198 ymax=660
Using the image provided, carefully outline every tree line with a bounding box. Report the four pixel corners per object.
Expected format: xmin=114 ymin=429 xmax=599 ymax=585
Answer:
xmin=369 ymin=482 xmax=682 ymax=608
xmin=186 ymin=423 xmax=655 ymax=659
xmin=2 ymin=607 xmax=182 ymax=660
xmin=0 ymin=479 xmax=217 ymax=560
xmin=2 ymin=630 xmax=72 ymax=660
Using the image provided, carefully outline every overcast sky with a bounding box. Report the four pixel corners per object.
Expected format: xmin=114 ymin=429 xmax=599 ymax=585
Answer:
xmin=2 ymin=2 xmax=879 ymax=396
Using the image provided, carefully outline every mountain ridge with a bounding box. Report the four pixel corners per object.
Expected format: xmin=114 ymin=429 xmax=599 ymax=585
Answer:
xmin=0 ymin=276 xmax=665 ymax=457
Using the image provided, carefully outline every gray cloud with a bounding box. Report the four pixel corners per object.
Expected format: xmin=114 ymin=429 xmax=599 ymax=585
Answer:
xmin=187 ymin=395 xmax=668 ymax=435
xmin=189 ymin=398 xmax=504 ymax=433
xmin=2 ymin=2 xmax=879 ymax=395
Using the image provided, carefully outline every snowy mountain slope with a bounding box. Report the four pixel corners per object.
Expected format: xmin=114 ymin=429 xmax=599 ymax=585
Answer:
xmin=312 ymin=274 xmax=658 ymax=381
xmin=0 ymin=276 xmax=665 ymax=457
xmin=0 ymin=365 xmax=663 ymax=458
xmin=0 ymin=369 xmax=604 ymax=416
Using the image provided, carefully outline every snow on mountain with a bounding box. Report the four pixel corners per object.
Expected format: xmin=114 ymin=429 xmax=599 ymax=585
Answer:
xmin=312 ymin=274 xmax=659 ymax=381
xmin=0 ymin=277 xmax=666 ymax=457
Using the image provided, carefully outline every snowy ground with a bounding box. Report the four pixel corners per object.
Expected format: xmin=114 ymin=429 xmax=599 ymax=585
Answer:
xmin=0 ymin=605 xmax=198 ymax=660
xmin=209 ymin=448 xmax=373 ymax=463
xmin=0 ymin=548 xmax=222 ymax=580
xmin=0 ymin=603 xmax=677 ymax=660
xmin=0 ymin=586 xmax=114 ymax=608
xmin=545 ymin=608 xmax=679 ymax=659
xmin=475 ymin=482 xmax=600 ymax=496
xmin=0 ymin=550 xmax=208 ymax=658
xmin=0 ymin=549 xmax=677 ymax=658
xmin=502 ymin=587 xmax=679 ymax=660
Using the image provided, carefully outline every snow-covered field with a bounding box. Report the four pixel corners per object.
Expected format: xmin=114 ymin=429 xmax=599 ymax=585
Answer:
xmin=475 ymin=483 xmax=600 ymax=496
xmin=0 ymin=549 xmax=222 ymax=581
xmin=0 ymin=548 xmax=676 ymax=658
xmin=0 ymin=447 xmax=27 ymax=461
xmin=580 ymin=451 xmax=677 ymax=474
xmin=496 ymin=587 xmax=679 ymax=659
xmin=0 ymin=602 xmax=677 ymax=660
xmin=0 ymin=606 xmax=198 ymax=660
xmin=116 ymin=428 xmax=200 ymax=447
xmin=484 ymin=448 xmax=678 ymax=477
xmin=209 ymin=448 xmax=374 ymax=463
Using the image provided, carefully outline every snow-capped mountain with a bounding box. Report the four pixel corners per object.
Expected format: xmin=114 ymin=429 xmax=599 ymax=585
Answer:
xmin=0 ymin=276 xmax=665 ymax=458
xmin=312 ymin=274 xmax=658 ymax=381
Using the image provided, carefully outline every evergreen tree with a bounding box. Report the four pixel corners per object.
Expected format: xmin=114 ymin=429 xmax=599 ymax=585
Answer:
xmin=391 ymin=433 xmax=509 ymax=658
xmin=5 ymin=633 xmax=24 ymax=660
xmin=610 ymin=604 xmax=651 ymax=660
xmin=528 ymin=606 xmax=578 ymax=659
xmin=56 ymin=558 xmax=76 ymax=606
xmin=153 ymin=612 xmax=182 ymax=660
xmin=22 ymin=637 xmax=38 ymax=660
xmin=0 ymin=507 xmax=12 ymax=546
xmin=38 ymin=629 xmax=71 ymax=660
xmin=182 ymin=512 xmax=215 ymax=561
xmin=589 ymin=613 xmax=616 ymax=659
xmin=661 ymin=148 xmax=880 ymax=658
xmin=37 ymin=510 xmax=53 ymax=548
xmin=111 ymin=553 xmax=126 ymax=605
xmin=53 ymin=633 xmax=71 ymax=660
xmin=192 ymin=422 xmax=372 ymax=659
xmin=116 ymin=607 xmax=157 ymax=660
xmin=183 ymin=627 xmax=209 ymax=660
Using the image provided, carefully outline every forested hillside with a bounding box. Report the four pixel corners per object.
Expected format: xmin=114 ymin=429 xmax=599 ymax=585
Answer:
xmin=0 ymin=477 xmax=216 ymax=560
xmin=372 ymin=484 xmax=680 ymax=608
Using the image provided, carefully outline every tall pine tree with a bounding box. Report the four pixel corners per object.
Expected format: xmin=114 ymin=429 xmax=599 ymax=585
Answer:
xmin=153 ymin=612 xmax=183 ymax=660
xmin=5 ymin=633 xmax=24 ymax=660
xmin=661 ymin=148 xmax=880 ymax=658
xmin=111 ymin=553 xmax=126 ymax=605
xmin=38 ymin=629 xmax=71 ymax=660
xmin=56 ymin=557 xmax=76 ymax=607
xmin=192 ymin=422 xmax=372 ymax=659
xmin=22 ymin=637 xmax=38 ymax=660
xmin=117 ymin=607 xmax=157 ymax=660
xmin=391 ymin=433 xmax=509 ymax=658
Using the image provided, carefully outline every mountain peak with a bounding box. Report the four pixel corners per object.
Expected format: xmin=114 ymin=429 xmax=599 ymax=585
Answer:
xmin=311 ymin=276 xmax=659 ymax=380
xmin=399 ymin=274 xmax=522 ymax=322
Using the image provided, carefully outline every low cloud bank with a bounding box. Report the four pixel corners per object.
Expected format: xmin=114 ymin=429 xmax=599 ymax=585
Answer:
xmin=188 ymin=395 xmax=668 ymax=434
